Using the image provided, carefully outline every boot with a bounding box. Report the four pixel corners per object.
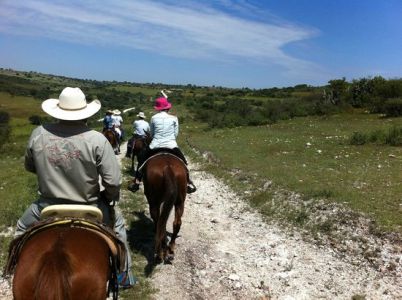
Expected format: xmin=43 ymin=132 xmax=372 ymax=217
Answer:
xmin=187 ymin=179 xmax=197 ymax=194
xmin=128 ymin=179 xmax=140 ymax=192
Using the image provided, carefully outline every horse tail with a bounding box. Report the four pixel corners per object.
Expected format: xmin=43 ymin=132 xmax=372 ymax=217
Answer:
xmin=158 ymin=165 xmax=177 ymax=240
xmin=34 ymin=238 xmax=72 ymax=300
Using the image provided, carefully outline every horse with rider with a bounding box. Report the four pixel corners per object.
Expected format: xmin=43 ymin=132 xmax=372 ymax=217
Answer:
xmin=103 ymin=109 xmax=122 ymax=154
xmin=127 ymin=95 xmax=196 ymax=263
xmin=4 ymin=87 xmax=136 ymax=299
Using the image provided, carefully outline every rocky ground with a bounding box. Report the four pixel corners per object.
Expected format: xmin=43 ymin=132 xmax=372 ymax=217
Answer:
xmin=1 ymin=143 xmax=401 ymax=300
xmin=147 ymin=160 xmax=401 ymax=300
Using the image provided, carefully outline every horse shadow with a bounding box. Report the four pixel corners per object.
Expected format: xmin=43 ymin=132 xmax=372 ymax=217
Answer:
xmin=127 ymin=210 xmax=178 ymax=276
xmin=126 ymin=211 xmax=157 ymax=276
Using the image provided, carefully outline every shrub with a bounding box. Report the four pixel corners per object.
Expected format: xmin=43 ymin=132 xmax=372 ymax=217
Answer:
xmin=29 ymin=115 xmax=42 ymax=125
xmin=28 ymin=115 xmax=52 ymax=125
xmin=383 ymin=98 xmax=402 ymax=117
xmin=0 ymin=125 xmax=10 ymax=147
xmin=0 ymin=111 xmax=9 ymax=124
xmin=368 ymin=130 xmax=386 ymax=144
xmin=385 ymin=126 xmax=402 ymax=146
xmin=0 ymin=111 xmax=10 ymax=149
xmin=350 ymin=131 xmax=368 ymax=145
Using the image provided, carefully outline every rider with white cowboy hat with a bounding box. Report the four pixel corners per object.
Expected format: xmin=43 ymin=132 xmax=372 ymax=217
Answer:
xmin=17 ymin=87 xmax=136 ymax=287
xmin=112 ymin=109 xmax=124 ymax=141
xmin=133 ymin=111 xmax=150 ymax=137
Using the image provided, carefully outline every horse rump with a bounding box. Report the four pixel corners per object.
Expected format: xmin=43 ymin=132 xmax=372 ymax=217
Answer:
xmin=12 ymin=227 xmax=111 ymax=300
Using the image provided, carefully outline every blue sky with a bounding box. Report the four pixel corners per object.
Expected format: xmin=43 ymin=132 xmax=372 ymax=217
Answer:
xmin=0 ymin=0 xmax=401 ymax=89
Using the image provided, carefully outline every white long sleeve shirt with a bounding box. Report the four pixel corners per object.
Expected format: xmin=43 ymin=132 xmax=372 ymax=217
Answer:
xmin=132 ymin=119 xmax=150 ymax=136
xmin=149 ymin=111 xmax=179 ymax=149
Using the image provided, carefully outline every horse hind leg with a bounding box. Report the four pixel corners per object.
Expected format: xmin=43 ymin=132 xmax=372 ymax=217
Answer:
xmin=149 ymin=204 xmax=164 ymax=264
xmin=166 ymin=203 xmax=184 ymax=262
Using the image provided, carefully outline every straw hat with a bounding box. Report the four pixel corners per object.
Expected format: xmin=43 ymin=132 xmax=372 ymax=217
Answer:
xmin=154 ymin=97 xmax=171 ymax=111
xmin=42 ymin=87 xmax=101 ymax=121
xmin=113 ymin=109 xmax=121 ymax=115
xmin=137 ymin=112 xmax=146 ymax=119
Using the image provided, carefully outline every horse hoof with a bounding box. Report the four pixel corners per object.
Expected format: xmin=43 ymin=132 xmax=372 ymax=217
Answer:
xmin=164 ymin=254 xmax=174 ymax=264
xmin=154 ymin=256 xmax=163 ymax=265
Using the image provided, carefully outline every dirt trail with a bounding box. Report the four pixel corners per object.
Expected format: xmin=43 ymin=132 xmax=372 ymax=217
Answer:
xmin=145 ymin=159 xmax=401 ymax=300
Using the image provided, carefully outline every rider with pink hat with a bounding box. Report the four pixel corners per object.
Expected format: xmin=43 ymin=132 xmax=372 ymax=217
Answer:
xmin=129 ymin=96 xmax=196 ymax=193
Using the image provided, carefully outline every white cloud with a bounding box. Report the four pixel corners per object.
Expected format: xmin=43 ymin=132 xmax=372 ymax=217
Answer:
xmin=0 ymin=0 xmax=320 ymax=74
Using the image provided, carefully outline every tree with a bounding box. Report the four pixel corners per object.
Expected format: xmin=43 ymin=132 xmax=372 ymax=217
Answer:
xmin=327 ymin=77 xmax=348 ymax=105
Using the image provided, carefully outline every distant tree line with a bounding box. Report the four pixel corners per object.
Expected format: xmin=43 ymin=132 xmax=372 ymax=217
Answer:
xmin=179 ymin=77 xmax=402 ymax=129
xmin=326 ymin=76 xmax=402 ymax=116
xmin=1 ymin=70 xmax=401 ymax=130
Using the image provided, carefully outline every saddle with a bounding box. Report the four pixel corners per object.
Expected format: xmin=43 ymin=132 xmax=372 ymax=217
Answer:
xmin=3 ymin=206 xmax=126 ymax=278
xmin=138 ymin=150 xmax=187 ymax=172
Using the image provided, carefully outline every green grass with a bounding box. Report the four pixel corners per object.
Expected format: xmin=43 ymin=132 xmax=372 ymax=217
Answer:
xmin=183 ymin=113 xmax=402 ymax=232
xmin=0 ymin=93 xmax=40 ymax=229
xmin=0 ymin=92 xmax=44 ymax=118
xmin=116 ymin=159 xmax=158 ymax=299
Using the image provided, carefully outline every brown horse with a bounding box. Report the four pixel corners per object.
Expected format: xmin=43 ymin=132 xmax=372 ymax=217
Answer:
xmin=6 ymin=220 xmax=124 ymax=300
xmin=142 ymin=153 xmax=187 ymax=264
xmin=128 ymin=132 xmax=151 ymax=173
xmin=103 ymin=129 xmax=120 ymax=154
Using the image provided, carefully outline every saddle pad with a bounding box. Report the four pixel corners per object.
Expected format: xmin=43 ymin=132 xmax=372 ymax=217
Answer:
xmin=40 ymin=204 xmax=103 ymax=222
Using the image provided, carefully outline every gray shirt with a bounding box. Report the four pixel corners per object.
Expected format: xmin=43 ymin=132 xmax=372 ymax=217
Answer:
xmin=25 ymin=121 xmax=121 ymax=204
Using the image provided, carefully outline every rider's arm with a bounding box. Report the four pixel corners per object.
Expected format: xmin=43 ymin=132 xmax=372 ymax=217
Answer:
xmin=150 ymin=118 xmax=155 ymax=138
xmin=24 ymin=127 xmax=41 ymax=173
xmin=174 ymin=116 xmax=179 ymax=138
xmin=97 ymin=139 xmax=121 ymax=203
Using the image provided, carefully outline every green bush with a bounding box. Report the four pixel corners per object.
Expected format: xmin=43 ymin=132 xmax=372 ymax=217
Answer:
xmin=369 ymin=129 xmax=386 ymax=144
xmin=28 ymin=115 xmax=52 ymax=125
xmin=385 ymin=126 xmax=402 ymax=146
xmin=0 ymin=111 xmax=10 ymax=149
xmin=350 ymin=126 xmax=402 ymax=146
xmin=350 ymin=131 xmax=368 ymax=145
xmin=29 ymin=115 xmax=42 ymax=125
xmin=384 ymin=98 xmax=402 ymax=117
xmin=0 ymin=111 xmax=9 ymax=124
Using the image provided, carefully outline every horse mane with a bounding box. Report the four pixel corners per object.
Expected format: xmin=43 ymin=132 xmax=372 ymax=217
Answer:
xmin=35 ymin=237 xmax=72 ymax=300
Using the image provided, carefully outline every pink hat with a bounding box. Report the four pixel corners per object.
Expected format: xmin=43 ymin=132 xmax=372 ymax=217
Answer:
xmin=154 ymin=97 xmax=172 ymax=111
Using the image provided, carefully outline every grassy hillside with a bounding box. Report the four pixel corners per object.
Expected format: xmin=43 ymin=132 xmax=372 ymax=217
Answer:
xmin=0 ymin=70 xmax=401 ymax=234
xmin=183 ymin=113 xmax=402 ymax=232
xmin=0 ymin=70 xmax=401 ymax=296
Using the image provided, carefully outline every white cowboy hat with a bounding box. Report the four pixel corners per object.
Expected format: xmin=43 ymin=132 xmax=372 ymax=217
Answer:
xmin=42 ymin=87 xmax=101 ymax=121
xmin=137 ymin=112 xmax=146 ymax=119
xmin=113 ymin=109 xmax=121 ymax=115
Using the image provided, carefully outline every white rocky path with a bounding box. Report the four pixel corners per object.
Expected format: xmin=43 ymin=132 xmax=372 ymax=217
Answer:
xmin=147 ymin=159 xmax=401 ymax=300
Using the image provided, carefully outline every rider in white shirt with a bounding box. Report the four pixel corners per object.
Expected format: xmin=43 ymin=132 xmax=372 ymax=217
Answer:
xmin=132 ymin=112 xmax=150 ymax=137
xmin=125 ymin=112 xmax=150 ymax=158
xmin=112 ymin=110 xmax=123 ymax=141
